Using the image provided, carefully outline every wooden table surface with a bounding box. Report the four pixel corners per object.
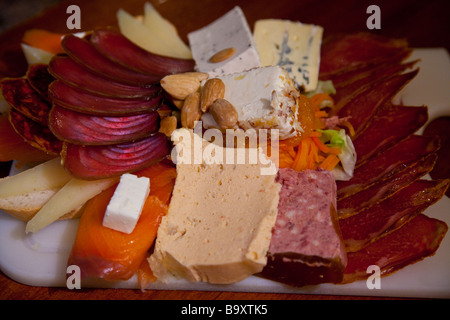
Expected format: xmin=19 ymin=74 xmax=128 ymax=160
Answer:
xmin=0 ymin=0 xmax=447 ymax=300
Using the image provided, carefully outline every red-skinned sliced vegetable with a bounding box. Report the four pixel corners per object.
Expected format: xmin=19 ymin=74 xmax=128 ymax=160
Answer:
xmin=61 ymin=132 xmax=170 ymax=180
xmin=90 ymin=28 xmax=195 ymax=76
xmin=62 ymin=34 xmax=161 ymax=86
xmin=49 ymin=104 xmax=160 ymax=145
xmin=48 ymin=56 xmax=160 ymax=99
xmin=48 ymin=80 xmax=162 ymax=116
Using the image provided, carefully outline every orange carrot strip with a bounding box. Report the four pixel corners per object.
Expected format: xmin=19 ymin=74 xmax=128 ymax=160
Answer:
xmin=339 ymin=120 xmax=356 ymax=137
xmin=310 ymin=93 xmax=333 ymax=108
xmin=22 ymin=29 xmax=65 ymax=54
xmin=309 ymin=131 xmax=322 ymax=138
xmin=315 ymin=110 xmax=328 ymax=118
xmin=312 ymin=136 xmax=330 ymax=153
xmin=319 ymin=154 xmax=340 ymax=171
xmin=294 ymin=138 xmax=310 ymax=171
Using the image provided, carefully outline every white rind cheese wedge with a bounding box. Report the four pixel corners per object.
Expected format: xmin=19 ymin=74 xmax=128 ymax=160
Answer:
xmin=254 ymin=19 xmax=323 ymax=92
xmin=202 ymin=66 xmax=302 ymax=139
xmin=188 ymin=6 xmax=261 ymax=76
xmin=149 ymin=129 xmax=280 ymax=284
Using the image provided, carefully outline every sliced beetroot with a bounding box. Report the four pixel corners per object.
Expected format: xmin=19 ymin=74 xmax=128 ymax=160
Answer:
xmin=48 ymin=56 xmax=160 ymax=99
xmin=9 ymin=108 xmax=62 ymax=155
xmin=48 ymin=80 xmax=162 ymax=116
xmin=62 ymin=34 xmax=161 ymax=86
xmin=62 ymin=132 xmax=170 ymax=180
xmin=90 ymin=28 xmax=195 ymax=76
xmin=0 ymin=77 xmax=51 ymax=125
xmin=49 ymin=105 xmax=160 ymax=145
xmin=25 ymin=63 xmax=54 ymax=101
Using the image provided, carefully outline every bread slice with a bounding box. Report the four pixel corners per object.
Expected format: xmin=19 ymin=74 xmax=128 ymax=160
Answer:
xmin=0 ymin=188 xmax=83 ymax=222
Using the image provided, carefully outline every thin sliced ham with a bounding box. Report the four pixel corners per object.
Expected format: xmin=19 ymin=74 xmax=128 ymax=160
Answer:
xmin=335 ymin=70 xmax=418 ymax=137
xmin=319 ymin=33 xmax=410 ymax=78
xmin=352 ymin=104 xmax=428 ymax=165
xmin=337 ymin=135 xmax=440 ymax=199
xmin=337 ymin=154 xmax=437 ymax=219
xmin=339 ymin=179 xmax=450 ymax=252
xmin=342 ymin=214 xmax=448 ymax=284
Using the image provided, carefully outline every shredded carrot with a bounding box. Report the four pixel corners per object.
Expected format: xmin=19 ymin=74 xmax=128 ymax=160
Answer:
xmin=315 ymin=110 xmax=329 ymax=118
xmin=22 ymin=29 xmax=65 ymax=54
xmin=311 ymin=136 xmax=330 ymax=153
xmin=319 ymin=154 xmax=340 ymax=171
xmin=309 ymin=131 xmax=322 ymax=138
xmin=339 ymin=120 xmax=356 ymax=138
xmin=310 ymin=93 xmax=334 ymax=109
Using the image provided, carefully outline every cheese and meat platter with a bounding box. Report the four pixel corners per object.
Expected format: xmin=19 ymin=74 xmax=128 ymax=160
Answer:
xmin=0 ymin=1 xmax=449 ymax=298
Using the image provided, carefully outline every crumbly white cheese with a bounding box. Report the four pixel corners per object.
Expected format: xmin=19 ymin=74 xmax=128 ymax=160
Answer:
xmin=253 ymin=19 xmax=323 ymax=92
xmin=149 ymin=129 xmax=280 ymax=284
xmin=202 ymin=66 xmax=302 ymax=139
xmin=187 ymin=6 xmax=261 ymax=76
xmin=102 ymin=173 xmax=150 ymax=234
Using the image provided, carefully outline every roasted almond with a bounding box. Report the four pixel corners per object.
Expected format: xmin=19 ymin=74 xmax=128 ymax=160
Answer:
xmin=209 ymin=47 xmax=236 ymax=63
xmin=160 ymin=74 xmax=200 ymax=100
xmin=159 ymin=115 xmax=178 ymax=137
xmin=209 ymin=98 xmax=238 ymax=130
xmin=183 ymin=72 xmax=210 ymax=82
xmin=181 ymin=92 xmax=202 ymax=129
xmin=200 ymin=78 xmax=225 ymax=112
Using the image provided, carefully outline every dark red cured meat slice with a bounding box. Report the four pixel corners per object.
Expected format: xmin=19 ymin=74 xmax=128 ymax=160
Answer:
xmin=423 ymin=117 xmax=450 ymax=198
xmin=8 ymin=108 xmax=62 ymax=155
xmin=335 ymin=70 xmax=418 ymax=137
xmin=49 ymin=105 xmax=160 ymax=146
xmin=48 ymin=56 xmax=160 ymax=99
xmin=62 ymin=132 xmax=170 ymax=180
xmin=260 ymin=168 xmax=346 ymax=287
xmin=25 ymin=63 xmax=54 ymax=101
xmin=337 ymin=154 xmax=437 ymax=219
xmin=48 ymin=80 xmax=162 ymax=116
xmin=339 ymin=179 xmax=449 ymax=252
xmin=0 ymin=77 xmax=51 ymax=125
xmin=337 ymin=135 xmax=440 ymax=199
xmin=90 ymin=29 xmax=195 ymax=76
xmin=331 ymin=61 xmax=417 ymax=106
xmin=328 ymin=53 xmax=413 ymax=89
xmin=342 ymin=214 xmax=448 ymax=284
xmin=319 ymin=32 xmax=410 ymax=78
xmin=61 ymin=34 xmax=161 ymax=86
xmin=352 ymin=104 xmax=428 ymax=165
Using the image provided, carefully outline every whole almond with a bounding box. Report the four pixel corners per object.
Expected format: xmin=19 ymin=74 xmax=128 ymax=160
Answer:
xmin=209 ymin=47 xmax=236 ymax=63
xmin=209 ymin=98 xmax=238 ymax=130
xmin=160 ymin=74 xmax=200 ymax=100
xmin=159 ymin=115 xmax=178 ymax=137
xmin=181 ymin=92 xmax=202 ymax=129
xmin=183 ymin=72 xmax=209 ymax=82
xmin=200 ymin=78 xmax=225 ymax=112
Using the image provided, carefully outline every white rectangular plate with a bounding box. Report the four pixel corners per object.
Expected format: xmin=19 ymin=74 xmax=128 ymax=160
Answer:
xmin=1 ymin=48 xmax=449 ymax=298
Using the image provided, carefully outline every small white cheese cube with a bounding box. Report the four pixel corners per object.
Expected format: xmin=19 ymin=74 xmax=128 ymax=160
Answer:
xmin=102 ymin=173 xmax=150 ymax=234
xmin=203 ymin=66 xmax=302 ymax=139
xmin=188 ymin=6 xmax=261 ymax=76
xmin=253 ymin=19 xmax=323 ymax=92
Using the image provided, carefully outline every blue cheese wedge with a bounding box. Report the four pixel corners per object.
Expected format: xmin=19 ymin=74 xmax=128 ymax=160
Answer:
xmin=187 ymin=6 xmax=261 ymax=76
xmin=201 ymin=66 xmax=302 ymax=139
xmin=253 ymin=19 xmax=323 ymax=92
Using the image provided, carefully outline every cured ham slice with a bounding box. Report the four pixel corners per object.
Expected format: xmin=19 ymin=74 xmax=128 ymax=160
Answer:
xmin=319 ymin=33 xmax=410 ymax=78
xmin=337 ymin=135 xmax=440 ymax=199
xmin=335 ymin=70 xmax=418 ymax=137
xmin=49 ymin=105 xmax=160 ymax=145
xmin=352 ymin=104 xmax=428 ymax=165
xmin=337 ymin=154 xmax=437 ymax=219
xmin=339 ymin=179 xmax=450 ymax=252
xmin=0 ymin=78 xmax=51 ymax=125
xmin=342 ymin=214 xmax=448 ymax=284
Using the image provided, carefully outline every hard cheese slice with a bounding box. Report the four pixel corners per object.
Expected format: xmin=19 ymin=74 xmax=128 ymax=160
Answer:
xmin=254 ymin=19 xmax=323 ymax=92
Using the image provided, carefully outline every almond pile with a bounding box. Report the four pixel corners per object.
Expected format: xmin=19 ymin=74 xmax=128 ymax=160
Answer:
xmin=160 ymin=72 xmax=239 ymax=131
